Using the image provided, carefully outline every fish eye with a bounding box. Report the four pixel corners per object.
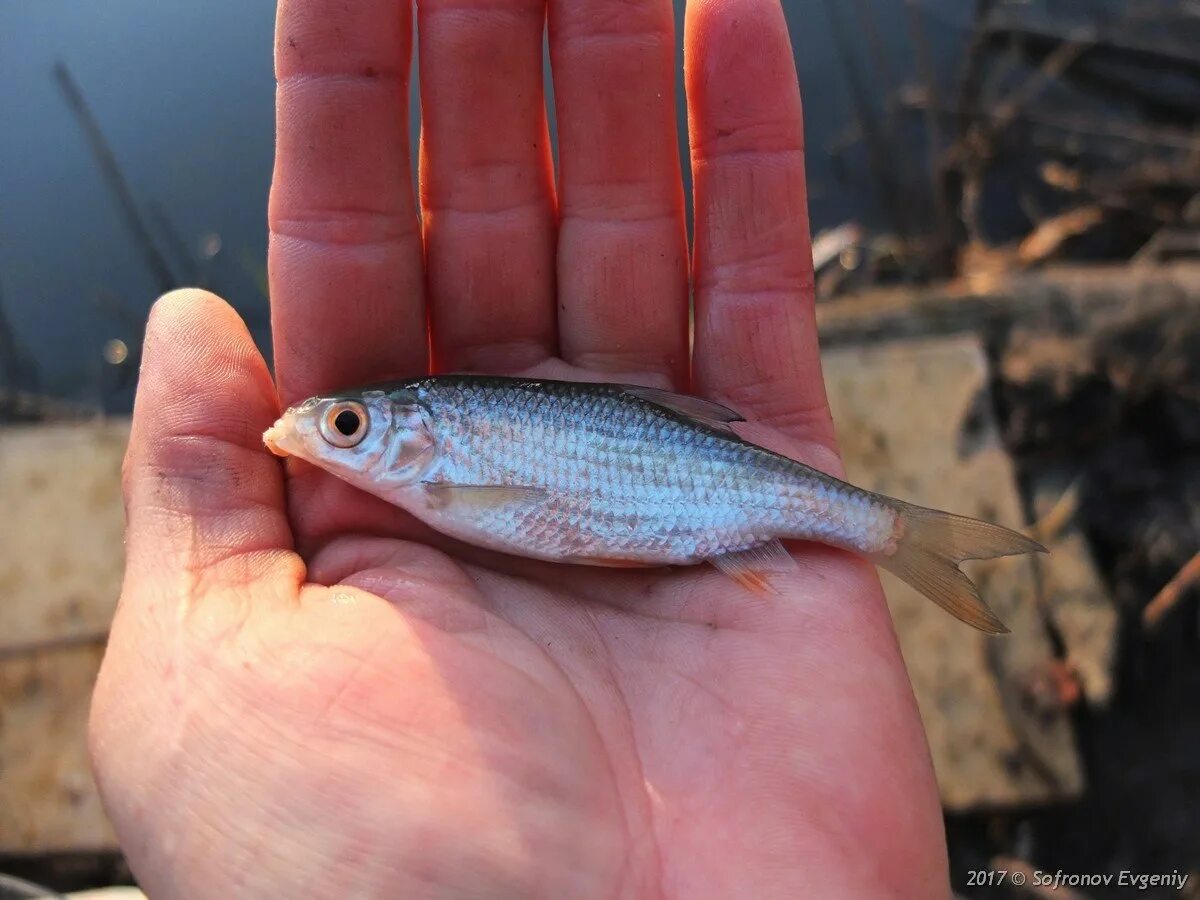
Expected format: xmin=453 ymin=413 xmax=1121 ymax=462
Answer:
xmin=319 ymin=401 xmax=368 ymax=448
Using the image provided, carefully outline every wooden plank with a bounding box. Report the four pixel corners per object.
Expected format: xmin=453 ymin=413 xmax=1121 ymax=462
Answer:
xmin=823 ymin=335 xmax=1084 ymax=810
xmin=0 ymin=645 xmax=115 ymax=851
xmin=815 ymin=262 xmax=1200 ymax=348
xmin=1 ymin=421 xmax=128 ymax=852
xmin=1 ymin=421 xmax=129 ymax=653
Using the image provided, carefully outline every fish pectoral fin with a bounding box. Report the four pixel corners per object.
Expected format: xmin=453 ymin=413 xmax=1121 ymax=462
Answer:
xmin=622 ymin=385 xmax=745 ymax=433
xmin=422 ymin=484 xmax=550 ymax=510
xmin=708 ymin=540 xmax=798 ymax=597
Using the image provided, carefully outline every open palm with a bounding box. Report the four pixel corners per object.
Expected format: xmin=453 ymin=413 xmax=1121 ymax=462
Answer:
xmin=90 ymin=0 xmax=950 ymax=896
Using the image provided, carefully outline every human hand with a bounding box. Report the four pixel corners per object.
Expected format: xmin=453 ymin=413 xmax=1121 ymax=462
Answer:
xmin=89 ymin=0 xmax=950 ymax=896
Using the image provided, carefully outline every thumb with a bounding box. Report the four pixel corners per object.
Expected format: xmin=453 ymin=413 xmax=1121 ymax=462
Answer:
xmin=121 ymin=289 xmax=299 ymax=598
xmin=92 ymin=291 xmax=304 ymax=894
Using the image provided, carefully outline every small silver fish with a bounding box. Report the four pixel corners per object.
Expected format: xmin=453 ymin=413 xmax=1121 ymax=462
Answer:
xmin=264 ymin=375 xmax=1044 ymax=633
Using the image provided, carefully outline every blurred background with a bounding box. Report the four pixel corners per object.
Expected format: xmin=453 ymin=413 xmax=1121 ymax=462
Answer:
xmin=1 ymin=1 xmax=1198 ymax=897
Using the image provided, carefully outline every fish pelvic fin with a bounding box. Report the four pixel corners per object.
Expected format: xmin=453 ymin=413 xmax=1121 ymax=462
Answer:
xmin=709 ymin=540 xmax=797 ymax=597
xmin=874 ymin=501 xmax=1047 ymax=635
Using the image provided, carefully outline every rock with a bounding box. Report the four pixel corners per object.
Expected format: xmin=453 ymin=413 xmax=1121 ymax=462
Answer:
xmin=822 ymin=335 xmax=1085 ymax=810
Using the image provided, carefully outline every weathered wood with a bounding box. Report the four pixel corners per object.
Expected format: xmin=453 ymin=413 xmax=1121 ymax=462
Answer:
xmin=1 ymin=421 xmax=128 ymax=852
xmin=1 ymin=421 xmax=128 ymax=651
xmin=824 ymin=335 xmax=1084 ymax=809
xmin=0 ymin=645 xmax=114 ymax=851
xmin=816 ymin=262 xmax=1200 ymax=348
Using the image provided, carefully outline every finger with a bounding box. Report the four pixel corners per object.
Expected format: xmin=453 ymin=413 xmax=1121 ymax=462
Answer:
xmin=123 ymin=290 xmax=301 ymax=598
xmin=418 ymin=0 xmax=558 ymax=373
xmin=548 ymin=0 xmax=689 ymax=382
xmin=686 ymin=0 xmax=839 ymax=470
xmin=270 ymin=0 xmax=425 ymax=404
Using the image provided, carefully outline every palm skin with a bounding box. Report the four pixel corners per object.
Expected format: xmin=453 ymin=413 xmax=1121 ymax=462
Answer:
xmin=89 ymin=0 xmax=951 ymax=896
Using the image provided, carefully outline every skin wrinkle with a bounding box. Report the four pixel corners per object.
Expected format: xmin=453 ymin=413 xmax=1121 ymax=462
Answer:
xmin=560 ymin=203 xmax=683 ymax=226
xmin=424 ymin=174 xmax=554 ymax=218
xmin=502 ymin=609 xmax=661 ymax=899
xmin=270 ymin=213 xmax=421 ymax=248
xmin=553 ymin=3 xmax=672 ymax=43
xmin=722 ymin=383 xmax=834 ymax=443
xmin=694 ymin=224 xmax=814 ymax=285
xmin=699 ymin=205 xmax=810 ymax=275
xmin=274 ymin=68 xmax=408 ymax=88
xmin=153 ymin=455 xmax=244 ymax=499
xmin=374 ymin=633 xmax=628 ymax=900
xmin=431 ymin=335 xmax=552 ymax=374
xmin=691 ymin=125 xmax=805 ymax=158
xmin=273 ymin=0 xmax=411 ymax=78
xmin=238 ymin=648 xmax=561 ymax=873
xmin=303 ymin=617 xmax=395 ymax=734
xmin=306 ymin=536 xmax=464 ymax=587
xmin=170 ymin=683 xmax=397 ymax=891
xmin=580 ymin=611 xmax=666 ymax=898
xmin=318 ymin=574 xmax=572 ymax=747
xmin=425 ymin=202 xmax=553 ymax=227
xmin=569 ymin=350 xmax=679 ymax=382
xmin=419 ymin=0 xmax=544 ymax=28
xmin=132 ymin=492 xmax=292 ymax=567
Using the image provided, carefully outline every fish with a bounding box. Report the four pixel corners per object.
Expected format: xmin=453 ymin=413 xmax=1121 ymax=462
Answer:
xmin=263 ymin=375 xmax=1045 ymax=633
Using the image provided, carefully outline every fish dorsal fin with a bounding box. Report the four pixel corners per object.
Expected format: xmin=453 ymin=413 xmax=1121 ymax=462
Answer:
xmin=708 ymin=540 xmax=799 ymax=596
xmin=622 ymin=385 xmax=745 ymax=432
xmin=423 ymin=484 xmax=550 ymax=511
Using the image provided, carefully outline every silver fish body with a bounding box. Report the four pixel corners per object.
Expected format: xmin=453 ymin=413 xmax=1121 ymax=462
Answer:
xmin=264 ymin=375 xmax=1044 ymax=633
xmin=390 ymin=377 xmax=898 ymax=564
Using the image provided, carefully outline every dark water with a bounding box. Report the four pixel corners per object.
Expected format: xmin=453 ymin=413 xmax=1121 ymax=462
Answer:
xmin=0 ymin=0 xmax=969 ymax=411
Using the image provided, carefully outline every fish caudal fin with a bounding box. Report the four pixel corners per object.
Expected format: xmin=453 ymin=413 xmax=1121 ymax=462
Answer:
xmin=875 ymin=502 xmax=1047 ymax=635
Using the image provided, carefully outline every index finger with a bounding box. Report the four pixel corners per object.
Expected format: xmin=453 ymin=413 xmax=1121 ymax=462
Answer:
xmin=269 ymin=0 xmax=426 ymax=404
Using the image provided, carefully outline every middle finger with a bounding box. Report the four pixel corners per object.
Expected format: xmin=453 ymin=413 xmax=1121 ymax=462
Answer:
xmin=549 ymin=0 xmax=689 ymax=384
xmin=419 ymin=0 xmax=558 ymax=373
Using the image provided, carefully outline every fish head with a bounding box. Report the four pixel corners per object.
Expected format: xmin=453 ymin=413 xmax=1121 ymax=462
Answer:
xmin=263 ymin=388 xmax=436 ymax=486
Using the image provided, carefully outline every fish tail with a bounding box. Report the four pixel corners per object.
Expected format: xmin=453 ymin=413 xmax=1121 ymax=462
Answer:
xmin=873 ymin=501 xmax=1046 ymax=635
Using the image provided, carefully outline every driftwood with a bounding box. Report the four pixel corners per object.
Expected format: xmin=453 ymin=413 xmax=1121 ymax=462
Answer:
xmin=816 ymin=262 xmax=1200 ymax=347
xmin=1143 ymin=550 xmax=1200 ymax=630
xmin=931 ymin=2 xmax=1200 ymax=272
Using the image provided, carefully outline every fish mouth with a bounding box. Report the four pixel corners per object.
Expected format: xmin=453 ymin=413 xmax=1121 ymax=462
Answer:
xmin=263 ymin=418 xmax=293 ymax=458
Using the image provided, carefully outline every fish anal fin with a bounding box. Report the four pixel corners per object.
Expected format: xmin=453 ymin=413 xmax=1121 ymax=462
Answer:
xmin=423 ymin=484 xmax=549 ymax=511
xmin=708 ymin=540 xmax=798 ymax=597
xmin=623 ymin=386 xmax=745 ymax=433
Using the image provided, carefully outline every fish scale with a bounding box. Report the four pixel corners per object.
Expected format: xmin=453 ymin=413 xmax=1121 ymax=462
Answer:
xmin=407 ymin=377 xmax=896 ymax=563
